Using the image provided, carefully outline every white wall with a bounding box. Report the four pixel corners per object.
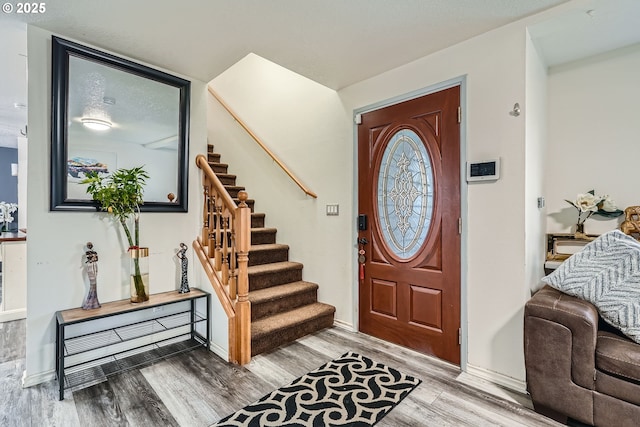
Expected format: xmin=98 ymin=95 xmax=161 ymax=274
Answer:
xmin=208 ymin=54 xmax=354 ymax=326
xmin=340 ymin=22 xmax=531 ymax=386
xmin=206 ymin=5 xmax=596 ymax=388
xmin=25 ymin=26 xmax=206 ymax=385
xmin=210 ymin=22 xmax=534 ymax=386
xmin=525 ymin=32 xmax=549 ymax=295
xmin=545 ymin=43 xmax=640 ymax=235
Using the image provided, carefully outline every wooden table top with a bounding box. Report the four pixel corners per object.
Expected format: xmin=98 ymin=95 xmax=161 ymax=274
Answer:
xmin=0 ymin=231 xmax=27 ymax=242
xmin=57 ymin=288 xmax=208 ymax=324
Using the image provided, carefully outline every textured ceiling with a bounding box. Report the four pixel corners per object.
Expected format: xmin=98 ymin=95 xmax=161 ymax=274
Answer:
xmin=529 ymin=0 xmax=640 ymax=67
xmin=2 ymin=0 xmax=569 ymax=89
xmin=3 ymin=0 xmax=640 ymax=150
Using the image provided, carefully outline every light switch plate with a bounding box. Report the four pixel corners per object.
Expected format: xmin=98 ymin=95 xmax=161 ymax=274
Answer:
xmin=326 ymin=204 xmax=339 ymax=216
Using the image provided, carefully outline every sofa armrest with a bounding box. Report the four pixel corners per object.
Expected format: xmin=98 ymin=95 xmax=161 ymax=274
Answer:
xmin=525 ymin=285 xmax=599 ymax=388
xmin=524 ymin=286 xmax=598 ymax=424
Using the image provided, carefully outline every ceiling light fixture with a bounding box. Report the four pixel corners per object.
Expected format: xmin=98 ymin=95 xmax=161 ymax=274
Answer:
xmin=81 ymin=117 xmax=112 ymax=131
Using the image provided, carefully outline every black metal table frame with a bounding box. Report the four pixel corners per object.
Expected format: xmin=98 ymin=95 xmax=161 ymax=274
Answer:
xmin=55 ymin=290 xmax=210 ymax=400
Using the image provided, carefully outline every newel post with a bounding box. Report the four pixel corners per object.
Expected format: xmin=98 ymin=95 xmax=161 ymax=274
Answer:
xmin=235 ymin=190 xmax=251 ymax=364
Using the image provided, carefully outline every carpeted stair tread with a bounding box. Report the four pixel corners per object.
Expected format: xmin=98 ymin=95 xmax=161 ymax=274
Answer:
xmin=249 ymin=281 xmax=319 ymax=321
xmin=250 ymin=227 xmax=277 ymax=245
xmin=251 ymin=303 xmax=335 ymax=341
xmin=250 ymin=227 xmax=276 ymax=233
xmin=249 ymin=243 xmax=289 ymax=266
xmin=251 ymin=213 xmax=266 ymax=228
xmin=216 ymin=173 xmax=237 ymax=186
xmin=251 ymin=303 xmax=335 ymax=355
xmin=248 ymin=281 xmax=318 ymax=305
xmin=208 ymin=161 xmax=228 ymax=167
xmin=209 ymin=163 xmax=229 ymax=174
xmin=250 ymin=243 xmax=289 ymax=253
xmin=248 ymin=261 xmax=303 ymax=291
xmin=248 ymin=261 xmax=302 ymax=276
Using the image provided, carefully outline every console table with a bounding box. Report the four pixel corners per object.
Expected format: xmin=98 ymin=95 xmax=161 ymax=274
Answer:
xmin=55 ymin=288 xmax=210 ymax=400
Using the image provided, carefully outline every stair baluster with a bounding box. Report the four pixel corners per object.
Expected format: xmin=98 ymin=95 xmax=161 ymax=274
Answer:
xmin=229 ymin=225 xmax=238 ymax=301
xmin=202 ymin=182 xmax=210 ymax=245
xmin=214 ymin=202 xmax=223 ymax=270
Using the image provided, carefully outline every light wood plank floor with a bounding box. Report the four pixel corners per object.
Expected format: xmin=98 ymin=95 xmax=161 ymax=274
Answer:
xmin=0 ymin=319 xmax=563 ymax=426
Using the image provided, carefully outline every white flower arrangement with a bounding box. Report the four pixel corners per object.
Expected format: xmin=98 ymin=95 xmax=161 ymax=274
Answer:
xmin=565 ymin=190 xmax=622 ymax=228
xmin=0 ymin=201 xmax=18 ymax=231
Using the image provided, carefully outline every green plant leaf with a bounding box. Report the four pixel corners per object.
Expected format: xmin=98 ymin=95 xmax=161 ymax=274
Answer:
xmin=83 ymin=166 xmax=148 ymax=247
xmin=595 ymin=209 xmax=624 ymax=218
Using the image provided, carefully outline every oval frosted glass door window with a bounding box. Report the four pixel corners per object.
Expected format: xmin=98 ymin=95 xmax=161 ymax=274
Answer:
xmin=377 ymin=129 xmax=434 ymax=259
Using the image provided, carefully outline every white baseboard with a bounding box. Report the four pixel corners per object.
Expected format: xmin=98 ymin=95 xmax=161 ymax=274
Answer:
xmin=208 ymin=340 xmax=228 ymax=361
xmin=22 ymin=369 xmax=55 ymax=388
xmin=333 ymin=319 xmax=355 ymax=331
xmin=464 ymin=363 xmax=527 ymax=394
xmin=0 ymin=308 xmax=26 ymax=323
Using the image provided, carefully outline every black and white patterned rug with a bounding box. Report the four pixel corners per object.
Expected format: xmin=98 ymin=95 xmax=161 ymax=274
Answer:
xmin=213 ymin=351 xmax=421 ymax=427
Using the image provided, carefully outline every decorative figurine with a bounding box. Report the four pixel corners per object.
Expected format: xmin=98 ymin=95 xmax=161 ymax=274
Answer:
xmin=621 ymin=206 xmax=640 ymax=240
xmin=177 ymin=242 xmax=190 ymax=293
xmin=82 ymin=242 xmax=101 ymax=309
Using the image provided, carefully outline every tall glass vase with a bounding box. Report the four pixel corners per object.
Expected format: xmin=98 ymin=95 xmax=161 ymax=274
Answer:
xmin=129 ymin=247 xmax=149 ymax=303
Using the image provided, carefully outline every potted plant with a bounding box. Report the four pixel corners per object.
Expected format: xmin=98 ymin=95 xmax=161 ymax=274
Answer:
xmin=83 ymin=166 xmax=150 ymax=302
xmin=0 ymin=201 xmax=18 ymax=232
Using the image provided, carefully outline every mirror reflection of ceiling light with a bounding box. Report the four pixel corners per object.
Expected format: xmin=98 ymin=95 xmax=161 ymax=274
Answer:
xmin=81 ymin=117 xmax=112 ymax=131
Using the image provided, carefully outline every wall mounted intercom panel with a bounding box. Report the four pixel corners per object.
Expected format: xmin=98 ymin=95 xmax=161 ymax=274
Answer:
xmin=466 ymin=158 xmax=500 ymax=182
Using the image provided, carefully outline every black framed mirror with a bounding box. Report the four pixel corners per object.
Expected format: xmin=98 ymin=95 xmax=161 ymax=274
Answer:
xmin=51 ymin=36 xmax=190 ymax=212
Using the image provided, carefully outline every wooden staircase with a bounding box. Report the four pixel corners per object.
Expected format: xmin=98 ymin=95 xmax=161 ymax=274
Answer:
xmin=206 ymin=145 xmax=335 ymax=356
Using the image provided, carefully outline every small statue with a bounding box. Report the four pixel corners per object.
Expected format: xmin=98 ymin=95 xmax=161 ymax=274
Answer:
xmin=621 ymin=206 xmax=640 ymax=240
xmin=82 ymin=242 xmax=101 ymax=309
xmin=177 ymin=242 xmax=190 ymax=293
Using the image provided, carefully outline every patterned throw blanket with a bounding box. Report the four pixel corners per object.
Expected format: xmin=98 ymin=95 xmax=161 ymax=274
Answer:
xmin=543 ymin=230 xmax=640 ymax=343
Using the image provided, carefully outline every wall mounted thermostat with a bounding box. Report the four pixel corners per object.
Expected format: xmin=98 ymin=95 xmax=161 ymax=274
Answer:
xmin=466 ymin=158 xmax=500 ymax=182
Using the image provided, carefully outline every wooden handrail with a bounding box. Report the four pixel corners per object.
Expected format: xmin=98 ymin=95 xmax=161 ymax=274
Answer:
xmin=207 ymin=85 xmax=318 ymax=199
xmin=194 ymin=156 xmax=251 ymax=365
xmin=196 ymin=154 xmax=237 ymax=210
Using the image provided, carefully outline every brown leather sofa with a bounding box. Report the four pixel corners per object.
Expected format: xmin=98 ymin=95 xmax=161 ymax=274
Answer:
xmin=524 ymin=286 xmax=640 ymax=427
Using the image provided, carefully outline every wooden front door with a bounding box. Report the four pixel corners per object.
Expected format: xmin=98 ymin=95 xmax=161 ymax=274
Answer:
xmin=357 ymin=86 xmax=461 ymax=364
